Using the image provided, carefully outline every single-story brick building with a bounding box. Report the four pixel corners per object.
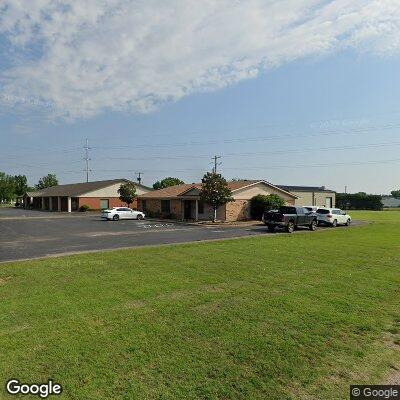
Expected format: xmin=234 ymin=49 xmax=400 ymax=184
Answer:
xmin=25 ymin=179 xmax=152 ymax=212
xmin=137 ymin=180 xmax=298 ymax=221
xmin=276 ymin=185 xmax=336 ymax=208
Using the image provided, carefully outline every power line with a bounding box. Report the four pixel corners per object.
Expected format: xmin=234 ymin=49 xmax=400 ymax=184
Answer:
xmin=4 ymin=139 xmax=400 ymax=170
xmin=91 ymin=123 xmax=400 ymax=150
xmin=99 ymin=140 xmax=400 ymax=162
xmin=40 ymin=156 xmax=400 ymax=175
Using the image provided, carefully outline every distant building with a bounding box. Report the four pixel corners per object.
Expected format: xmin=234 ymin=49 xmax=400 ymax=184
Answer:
xmin=25 ymin=179 xmax=153 ymax=212
xmin=381 ymin=196 xmax=400 ymax=208
xmin=276 ymin=185 xmax=336 ymax=208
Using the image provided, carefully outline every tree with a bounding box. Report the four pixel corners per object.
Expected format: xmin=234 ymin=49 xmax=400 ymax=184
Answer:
xmin=199 ymin=172 xmax=234 ymax=222
xmin=118 ymin=182 xmax=137 ymax=207
xmin=391 ymin=190 xmax=400 ymax=199
xmin=153 ymin=177 xmax=184 ymax=190
xmin=250 ymin=194 xmax=285 ymax=220
xmin=13 ymin=175 xmax=29 ymax=197
xmin=0 ymin=172 xmax=16 ymax=203
xmin=36 ymin=174 xmax=58 ymax=190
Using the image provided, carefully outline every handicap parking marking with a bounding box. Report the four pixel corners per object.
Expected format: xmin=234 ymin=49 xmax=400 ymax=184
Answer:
xmin=140 ymin=223 xmax=175 ymax=229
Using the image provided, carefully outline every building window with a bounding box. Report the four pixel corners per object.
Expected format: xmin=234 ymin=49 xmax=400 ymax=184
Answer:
xmin=141 ymin=199 xmax=147 ymax=211
xmin=100 ymin=199 xmax=109 ymax=209
xmin=198 ymin=201 xmax=204 ymax=214
xmin=161 ymin=200 xmax=170 ymax=213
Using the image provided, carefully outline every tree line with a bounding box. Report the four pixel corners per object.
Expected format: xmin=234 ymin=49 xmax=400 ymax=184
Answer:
xmin=0 ymin=173 xmax=58 ymax=203
xmin=336 ymin=192 xmax=384 ymax=210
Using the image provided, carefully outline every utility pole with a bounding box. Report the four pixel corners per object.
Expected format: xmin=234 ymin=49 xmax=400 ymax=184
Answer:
xmin=84 ymin=138 xmax=91 ymax=182
xmin=136 ymin=172 xmax=143 ymax=185
xmin=345 ymin=185 xmax=347 ymax=194
xmin=212 ymin=155 xmax=221 ymax=173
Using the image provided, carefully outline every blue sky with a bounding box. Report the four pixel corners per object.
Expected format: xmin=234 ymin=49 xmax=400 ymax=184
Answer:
xmin=1 ymin=1 xmax=400 ymax=194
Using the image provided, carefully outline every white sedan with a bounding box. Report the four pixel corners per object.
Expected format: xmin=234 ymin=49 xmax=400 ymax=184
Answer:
xmin=316 ymin=208 xmax=351 ymax=227
xmin=101 ymin=207 xmax=145 ymax=221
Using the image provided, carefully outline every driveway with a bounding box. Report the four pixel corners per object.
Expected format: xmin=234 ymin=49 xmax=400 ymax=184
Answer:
xmin=0 ymin=208 xmax=356 ymax=263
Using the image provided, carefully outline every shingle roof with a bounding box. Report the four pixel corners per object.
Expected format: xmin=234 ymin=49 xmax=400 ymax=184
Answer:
xmin=140 ymin=180 xmax=296 ymax=199
xmin=26 ymin=179 xmax=152 ymax=197
xmin=277 ymin=185 xmax=335 ymax=193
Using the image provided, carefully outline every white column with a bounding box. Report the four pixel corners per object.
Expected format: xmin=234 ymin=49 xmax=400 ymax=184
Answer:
xmin=67 ymin=197 xmax=72 ymax=213
xmin=57 ymin=197 xmax=61 ymax=211
xmin=195 ymin=200 xmax=199 ymax=221
xmin=42 ymin=197 xmax=45 ymax=210
xmin=49 ymin=197 xmax=53 ymax=211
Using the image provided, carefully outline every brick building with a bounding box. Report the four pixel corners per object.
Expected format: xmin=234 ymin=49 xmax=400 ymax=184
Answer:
xmin=138 ymin=180 xmax=297 ymax=221
xmin=25 ymin=179 xmax=152 ymax=212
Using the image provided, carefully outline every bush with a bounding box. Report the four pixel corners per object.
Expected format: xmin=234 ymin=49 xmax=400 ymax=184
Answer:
xmin=250 ymin=194 xmax=285 ymax=220
xmin=336 ymin=193 xmax=383 ymax=210
xmin=79 ymin=204 xmax=91 ymax=212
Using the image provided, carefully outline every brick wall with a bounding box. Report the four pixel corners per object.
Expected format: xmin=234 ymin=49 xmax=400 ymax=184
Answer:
xmin=138 ymin=198 xmax=182 ymax=219
xmin=171 ymin=200 xmax=182 ymax=219
xmin=226 ymin=198 xmax=295 ymax=221
xmin=78 ymin=197 xmax=138 ymax=210
xmin=225 ymin=200 xmax=248 ymax=221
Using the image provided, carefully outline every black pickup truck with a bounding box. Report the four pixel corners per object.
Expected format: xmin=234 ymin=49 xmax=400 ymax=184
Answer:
xmin=263 ymin=206 xmax=318 ymax=233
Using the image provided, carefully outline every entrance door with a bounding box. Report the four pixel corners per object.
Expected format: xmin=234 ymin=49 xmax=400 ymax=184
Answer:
xmin=184 ymin=200 xmax=192 ymax=219
xmin=325 ymin=197 xmax=333 ymax=208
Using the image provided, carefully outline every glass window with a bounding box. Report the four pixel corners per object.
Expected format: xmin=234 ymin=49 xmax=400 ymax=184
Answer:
xmin=142 ymin=200 xmax=147 ymax=211
xmin=161 ymin=200 xmax=171 ymax=213
xmin=279 ymin=206 xmax=297 ymax=214
xmin=100 ymin=199 xmax=109 ymax=209
xmin=116 ymin=208 xmax=126 ymax=211
xmin=317 ymin=209 xmax=330 ymax=214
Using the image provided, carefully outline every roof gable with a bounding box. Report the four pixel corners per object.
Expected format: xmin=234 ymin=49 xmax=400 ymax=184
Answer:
xmin=139 ymin=180 xmax=297 ymax=199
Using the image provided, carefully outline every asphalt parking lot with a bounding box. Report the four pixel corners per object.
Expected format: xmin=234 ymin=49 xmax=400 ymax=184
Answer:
xmin=0 ymin=208 xmax=355 ymax=263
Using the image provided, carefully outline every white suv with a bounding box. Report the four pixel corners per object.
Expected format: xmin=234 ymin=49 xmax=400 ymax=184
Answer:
xmin=316 ymin=208 xmax=351 ymax=227
xmin=101 ymin=207 xmax=145 ymax=221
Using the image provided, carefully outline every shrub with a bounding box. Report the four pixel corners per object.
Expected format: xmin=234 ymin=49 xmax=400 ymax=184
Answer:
xmin=336 ymin=193 xmax=383 ymax=210
xmin=79 ymin=204 xmax=91 ymax=212
xmin=250 ymin=194 xmax=285 ymax=220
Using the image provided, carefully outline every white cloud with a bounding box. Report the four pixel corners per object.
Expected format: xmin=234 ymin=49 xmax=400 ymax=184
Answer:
xmin=0 ymin=0 xmax=400 ymax=119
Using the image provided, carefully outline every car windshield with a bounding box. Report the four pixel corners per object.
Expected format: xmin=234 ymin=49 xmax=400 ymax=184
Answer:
xmin=279 ymin=206 xmax=297 ymax=214
xmin=317 ymin=209 xmax=330 ymax=214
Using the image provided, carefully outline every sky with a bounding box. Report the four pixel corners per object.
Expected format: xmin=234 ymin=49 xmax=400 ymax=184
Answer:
xmin=1 ymin=0 xmax=400 ymax=194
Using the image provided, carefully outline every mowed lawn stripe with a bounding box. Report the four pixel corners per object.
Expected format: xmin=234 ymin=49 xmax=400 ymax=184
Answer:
xmin=0 ymin=211 xmax=399 ymax=399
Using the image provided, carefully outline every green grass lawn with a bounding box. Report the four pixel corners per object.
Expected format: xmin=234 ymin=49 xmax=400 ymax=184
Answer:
xmin=1 ymin=211 xmax=399 ymax=399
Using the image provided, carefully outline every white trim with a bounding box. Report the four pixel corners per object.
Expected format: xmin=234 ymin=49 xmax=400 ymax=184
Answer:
xmin=230 ymin=180 xmax=298 ymax=199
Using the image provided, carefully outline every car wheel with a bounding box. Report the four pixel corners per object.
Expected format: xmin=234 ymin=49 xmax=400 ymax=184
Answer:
xmin=286 ymin=221 xmax=294 ymax=233
xmin=267 ymin=225 xmax=275 ymax=233
xmin=331 ymin=219 xmax=337 ymax=228
xmin=309 ymin=220 xmax=317 ymax=231
xmin=137 ymin=214 xmax=144 ymax=220
xmin=345 ymin=219 xmax=351 ymax=226
xmin=113 ymin=214 xmax=120 ymax=221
